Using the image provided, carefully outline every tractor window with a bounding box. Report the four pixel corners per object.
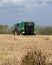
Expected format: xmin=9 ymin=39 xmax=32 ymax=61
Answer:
xmin=17 ymin=24 xmax=19 ymax=28
xmin=14 ymin=24 xmax=20 ymax=28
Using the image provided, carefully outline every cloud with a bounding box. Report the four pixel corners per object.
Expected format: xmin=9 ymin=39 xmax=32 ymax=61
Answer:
xmin=0 ymin=0 xmax=52 ymax=26
xmin=0 ymin=0 xmax=52 ymax=7
xmin=0 ymin=0 xmax=25 ymax=6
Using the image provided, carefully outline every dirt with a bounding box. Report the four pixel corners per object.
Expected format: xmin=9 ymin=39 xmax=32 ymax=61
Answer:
xmin=0 ymin=34 xmax=52 ymax=65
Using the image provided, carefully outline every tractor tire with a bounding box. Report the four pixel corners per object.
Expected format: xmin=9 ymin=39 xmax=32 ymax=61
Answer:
xmin=17 ymin=32 xmax=20 ymax=35
xmin=13 ymin=31 xmax=15 ymax=35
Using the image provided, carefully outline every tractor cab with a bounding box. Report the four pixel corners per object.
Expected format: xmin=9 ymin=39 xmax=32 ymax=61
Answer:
xmin=13 ymin=22 xmax=36 ymax=35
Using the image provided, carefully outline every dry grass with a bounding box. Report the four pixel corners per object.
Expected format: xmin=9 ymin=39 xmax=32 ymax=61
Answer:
xmin=2 ymin=55 xmax=18 ymax=65
xmin=21 ymin=47 xmax=47 ymax=65
xmin=1 ymin=47 xmax=47 ymax=65
xmin=0 ymin=35 xmax=52 ymax=65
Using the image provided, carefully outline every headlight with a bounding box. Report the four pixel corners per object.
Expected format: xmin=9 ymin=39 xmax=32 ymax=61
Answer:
xmin=22 ymin=31 xmax=25 ymax=33
xmin=34 ymin=31 xmax=36 ymax=33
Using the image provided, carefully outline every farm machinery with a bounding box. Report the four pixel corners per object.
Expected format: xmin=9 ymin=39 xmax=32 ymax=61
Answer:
xmin=13 ymin=22 xmax=36 ymax=35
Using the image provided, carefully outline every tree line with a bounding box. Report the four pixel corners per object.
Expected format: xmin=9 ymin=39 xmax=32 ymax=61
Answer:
xmin=0 ymin=25 xmax=14 ymax=34
xmin=36 ymin=25 xmax=52 ymax=35
xmin=0 ymin=25 xmax=52 ymax=35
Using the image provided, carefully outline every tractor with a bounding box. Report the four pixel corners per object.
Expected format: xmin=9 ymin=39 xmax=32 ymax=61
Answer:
xmin=13 ymin=22 xmax=36 ymax=35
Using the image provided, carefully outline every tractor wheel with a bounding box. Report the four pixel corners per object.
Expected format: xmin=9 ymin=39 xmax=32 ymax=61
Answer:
xmin=13 ymin=30 xmax=17 ymax=35
xmin=13 ymin=31 xmax=15 ymax=35
xmin=17 ymin=32 xmax=20 ymax=35
xmin=12 ymin=30 xmax=15 ymax=35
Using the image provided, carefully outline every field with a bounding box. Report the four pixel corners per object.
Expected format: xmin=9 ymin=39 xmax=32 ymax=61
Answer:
xmin=0 ymin=34 xmax=52 ymax=65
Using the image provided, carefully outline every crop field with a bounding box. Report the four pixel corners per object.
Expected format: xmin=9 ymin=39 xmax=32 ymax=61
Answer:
xmin=0 ymin=34 xmax=52 ymax=65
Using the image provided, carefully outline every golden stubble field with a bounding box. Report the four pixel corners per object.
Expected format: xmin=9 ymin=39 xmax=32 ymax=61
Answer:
xmin=0 ymin=34 xmax=52 ymax=65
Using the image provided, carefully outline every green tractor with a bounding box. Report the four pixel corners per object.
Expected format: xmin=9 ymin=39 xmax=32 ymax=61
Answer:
xmin=13 ymin=22 xmax=36 ymax=35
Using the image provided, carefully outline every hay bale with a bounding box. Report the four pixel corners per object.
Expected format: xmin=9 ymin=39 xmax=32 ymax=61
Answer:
xmin=21 ymin=47 xmax=47 ymax=65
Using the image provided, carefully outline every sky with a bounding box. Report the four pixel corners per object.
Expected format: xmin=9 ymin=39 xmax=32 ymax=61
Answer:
xmin=0 ymin=0 xmax=52 ymax=26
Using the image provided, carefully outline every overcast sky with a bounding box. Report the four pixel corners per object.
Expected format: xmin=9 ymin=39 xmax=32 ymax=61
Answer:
xmin=0 ymin=0 xmax=52 ymax=26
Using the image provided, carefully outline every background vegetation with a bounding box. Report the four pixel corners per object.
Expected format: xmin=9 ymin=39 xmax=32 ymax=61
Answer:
xmin=0 ymin=25 xmax=14 ymax=34
xmin=36 ymin=25 xmax=52 ymax=35
xmin=0 ymin=25 xmax=52 ymax=35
